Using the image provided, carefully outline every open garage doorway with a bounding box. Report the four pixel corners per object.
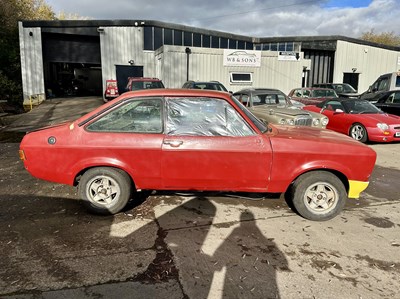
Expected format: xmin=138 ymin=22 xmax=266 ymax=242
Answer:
xmin=42 ymin=32 xmax=102 ymax=98
xmin=44 ymin=62 xmax=102 ymax=98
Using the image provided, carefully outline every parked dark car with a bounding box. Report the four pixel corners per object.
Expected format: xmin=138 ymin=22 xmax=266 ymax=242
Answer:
xmin=313 ymin=83 xmax=359 ymax=98
xmin=359 ymin=72 xmax=400 ymax=101
xmin=371 ymin=90 xmax=400 ymax=116
xmin=182 ymin=81 xmax=228 ymax=92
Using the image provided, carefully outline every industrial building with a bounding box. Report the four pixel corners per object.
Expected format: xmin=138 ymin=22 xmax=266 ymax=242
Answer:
xmin=18 ymin=20 xmax=400 ymax=107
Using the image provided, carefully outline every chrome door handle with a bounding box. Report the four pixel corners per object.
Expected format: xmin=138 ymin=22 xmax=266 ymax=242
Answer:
xmin=163 ymin=140 xmax=183 ymax=147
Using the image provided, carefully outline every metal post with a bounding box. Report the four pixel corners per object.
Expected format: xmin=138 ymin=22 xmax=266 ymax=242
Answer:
xmin=185 ymin=47 xmax=191 ymax=82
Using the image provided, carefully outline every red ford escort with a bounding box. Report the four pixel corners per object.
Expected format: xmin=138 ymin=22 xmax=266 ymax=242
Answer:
xmin=19 ymin=89 xmax=376 ymax=221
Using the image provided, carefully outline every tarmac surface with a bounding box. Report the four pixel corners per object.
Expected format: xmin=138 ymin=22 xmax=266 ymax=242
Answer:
xmin=0 ymin=96 xmax=399 ymax=299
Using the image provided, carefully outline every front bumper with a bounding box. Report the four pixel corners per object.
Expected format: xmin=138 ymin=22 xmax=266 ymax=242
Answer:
xmin=348 ymin=180 xmax=369 ymax=198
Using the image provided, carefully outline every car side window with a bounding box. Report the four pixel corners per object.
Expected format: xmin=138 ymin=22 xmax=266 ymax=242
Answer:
xmin=86 ymin=98 xmax=163 ymax=133
xmin=378 ymin=78 xmax=389 ymax=91
xmin=392 ymin=92 xmax=400 ymax=103
xmin=239 ymin=94 xmax=250 ymax=106
xmin=324 ymin=100 xmax=343 ymax=111
xmin=166 ymin=97 xmax=255 ymax=137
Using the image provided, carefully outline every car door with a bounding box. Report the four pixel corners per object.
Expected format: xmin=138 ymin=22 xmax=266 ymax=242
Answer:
xmin=320 ymin=100 xmax=350 ymax=134
xmin=376 ymin=91 xmax=400 ymax=116
xmin=161 ymin=96 xmax=272 ymax=191
xmin=83 ymin=97 xmax=164 ymax=188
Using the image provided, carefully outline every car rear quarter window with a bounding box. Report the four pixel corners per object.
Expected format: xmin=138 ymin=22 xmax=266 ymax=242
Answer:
xmin=166 ymin=97 xmax=255 ymax=137
xmin=86 ymin=98 xmax=163 ymax=133
xmin=396 ymin=75 xmax=400 ymax=88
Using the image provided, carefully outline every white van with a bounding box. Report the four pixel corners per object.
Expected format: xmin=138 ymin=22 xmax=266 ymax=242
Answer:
xmin=360 ymin=72 xmax=400 ymax=101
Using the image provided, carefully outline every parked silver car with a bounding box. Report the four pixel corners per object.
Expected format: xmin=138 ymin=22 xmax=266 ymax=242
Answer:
xmin=233 ymin=88 xmax=329 ymax=128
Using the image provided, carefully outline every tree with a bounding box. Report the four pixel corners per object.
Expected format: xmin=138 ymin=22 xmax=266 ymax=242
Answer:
xmin=0 ymin=0 xmax=55 ymax=108
xmin=360 ymin=30 xmax=400 ymax=47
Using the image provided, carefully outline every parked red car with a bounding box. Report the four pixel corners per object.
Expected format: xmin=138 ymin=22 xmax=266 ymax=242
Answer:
xmin=303 ymin=98 xmax=400 ymax=143
xmin=19 ymin=89 xmax=376 ymax=221
xmin=125 ymin=77 xmax=165 ymax=91
xmin=288 ymin=87 xmax=338 ymax=105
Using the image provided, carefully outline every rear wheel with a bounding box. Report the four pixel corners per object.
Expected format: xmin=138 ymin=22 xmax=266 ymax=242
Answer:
xmin=290 ymin=171 xmax=347 ymax=221
xmin=78 ymin=167 xmax=132 ymax=215
xmin=349 ymin=123 xmax=368 ymax=143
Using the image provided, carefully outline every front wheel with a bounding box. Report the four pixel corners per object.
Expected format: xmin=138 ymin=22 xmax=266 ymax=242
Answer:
xmin=289 ymin=171 xmax=347 ymax=221
xmin=78 ymin=167 xmax=132 ymax=215
xmin=349 ymin=123 xmax=368 ymax=143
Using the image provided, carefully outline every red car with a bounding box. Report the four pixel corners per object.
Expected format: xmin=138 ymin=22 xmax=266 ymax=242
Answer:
xmin=125 ymin=77 xmax=165 ymax=91
xmin=288 ymin=87 xmax=338 ymax=105
xmin=19 ymin=89 xmax=376 ymax=221
xmin=303 ymin=98 xmax=400 ymax=143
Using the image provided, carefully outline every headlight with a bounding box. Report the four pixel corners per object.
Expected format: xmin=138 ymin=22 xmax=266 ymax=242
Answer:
xmin=313 ymin=119 xmax=320 ymax=126
xmin=377 ymin=123 xmax=389 ymax=130
xmin=287 ymin=119 xmax=295 ymax=126
xmin=279 ymin=119 xmax=286 ymax=125
xmin=322 ymin=117 xmax=329 ymax=126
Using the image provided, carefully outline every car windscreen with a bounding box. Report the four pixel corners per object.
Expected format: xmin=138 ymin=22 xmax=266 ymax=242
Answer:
xmin=252 ymin=93 xmax=287 ymax=106
xmin=131 ymin=81 xmax=164 ymax=90
xmin=313 ymin=89 xmax=337 ymax=98
xmin=337 ymin=84 xmax=357 ymax=93
xmin=342 ymin=99 xmax=382 ymax=114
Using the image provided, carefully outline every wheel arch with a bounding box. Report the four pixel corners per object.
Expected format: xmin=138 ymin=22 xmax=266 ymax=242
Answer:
xmin=72 ymin=163 xmax=136 ymax=189
xmin=348 ymin=122 xmax=369 ymax=142
xmin=286 ymin=168 xmax=349 ymax=195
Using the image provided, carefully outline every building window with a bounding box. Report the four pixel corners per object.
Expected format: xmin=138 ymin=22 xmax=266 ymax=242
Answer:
xmin=237 ymin=40 xmax=245 ymax=49
xmin=193 ymin=33 xmax=201 ymax=47
xmin=230 ymin=72 xmax=253 ymax=84
xmin=184 ymin=31 xmax=192 ymax=46
xmin=164 ymin=29 xmax=173 ymax=45
xmin=270 ymin=43 xmax=277 ymax=51
xmin=286 ymin=42 xmax=294 ymax=51
xmin=228 ymin=39 xmax=237 ymax=49
xmin=202 ymin=35 xmax=211 ymax=47
xmin=246 ymin=42 xmax=254 ymax=50
xmin=174 ymin=30 xmax=183 ymax=46
xmin=278 ymin=43 xmax=286 ymax=51
xmin=211 ymin=36 xmax=219 ymax=48
xmin=262 ymin=44 xmax=270 ymax=50
xmin=154 ymin=27 xmax=163 ymax=50
xmin=144 ymin=26 xmax=153 ymax=50
xmin=220 ymin=37 xmax=228 ymax=48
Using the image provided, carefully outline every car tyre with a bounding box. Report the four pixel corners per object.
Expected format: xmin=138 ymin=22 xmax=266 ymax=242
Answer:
xmin=349 ymin=123 xmax=368 ymax=143
xmin=79 ymin=167 xmax=132 ymax=215
xmin=290 ymin=171 xmax=347 ymax=221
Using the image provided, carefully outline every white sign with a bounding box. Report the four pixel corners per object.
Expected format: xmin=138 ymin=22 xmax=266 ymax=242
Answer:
xmin=397 ymin=56 xmax=400 ymax=65
xmin=223 ymin=50 xmax=261 ymax=67
xmin=278 ymin=51 xmax=300 ymax=61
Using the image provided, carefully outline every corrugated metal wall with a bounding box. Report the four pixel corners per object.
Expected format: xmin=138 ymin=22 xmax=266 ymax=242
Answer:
xmin=303 ymin=50 xmax=334 ymax=87
xmin=335 ymin=40 xmax=400 ymax=93
xmin=19 ymin=23 xmax=45 ymax=105
xmin=161 ymin=46 xmax=310 ymax=94
xmin=99 ymin=27 xmax=158 ymax=93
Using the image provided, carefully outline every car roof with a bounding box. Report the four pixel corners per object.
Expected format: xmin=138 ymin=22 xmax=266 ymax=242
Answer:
xmin=316 ymin=97 xmax=366 ymax=106
xmin=186 ymin=81 xmax=222 ymax=84
xmin=300 ymin=87 xmax=335 ymax=91
xmin=127 ymin=77 xmax=162 ymax=82
xmin=234 ymin=88 xmax=284 ymax=94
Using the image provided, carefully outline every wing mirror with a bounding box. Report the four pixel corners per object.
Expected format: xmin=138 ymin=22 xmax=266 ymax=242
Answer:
xmin=334 ymin=108 xmax=344 ymax=114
